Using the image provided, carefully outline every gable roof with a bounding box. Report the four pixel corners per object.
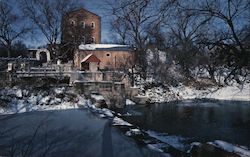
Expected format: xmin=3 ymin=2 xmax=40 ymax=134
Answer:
xmin=81 ymin=54 xmax=101 ymax=63
xmin=65 ymin=8 xmax=100 ymax=18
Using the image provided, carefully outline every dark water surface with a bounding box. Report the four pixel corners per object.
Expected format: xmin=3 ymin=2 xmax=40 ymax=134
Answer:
xmin=0 ymin=109 xmax=165 ymax=157
xmin=122 ymin=100 xmax=250 ymax=150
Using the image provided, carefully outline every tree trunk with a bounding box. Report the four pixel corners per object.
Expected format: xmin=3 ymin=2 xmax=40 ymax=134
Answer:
xmin=7 ymin=44 xmax=11 ymax=58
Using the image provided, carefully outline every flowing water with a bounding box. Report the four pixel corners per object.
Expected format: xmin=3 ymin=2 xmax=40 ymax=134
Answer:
xmin=121 ymin=99 xmax=250 ymax=151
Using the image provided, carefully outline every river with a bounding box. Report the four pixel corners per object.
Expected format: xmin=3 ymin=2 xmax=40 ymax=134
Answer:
xmin=0 ymin=109 xmax=165 ymax=157
xmin=120 ymin=99 xmax=250 ymax=151
xmin=0 ymin=99 xmax=249 ymax=156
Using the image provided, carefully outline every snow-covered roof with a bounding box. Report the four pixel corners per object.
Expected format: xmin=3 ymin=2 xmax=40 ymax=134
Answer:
xmin=81 ymin=54 xmax=100 ymax=63
xmin=79 ymin=44 xmax=133 ymax=51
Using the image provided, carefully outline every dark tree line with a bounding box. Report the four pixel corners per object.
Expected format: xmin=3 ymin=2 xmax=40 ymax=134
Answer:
xmin=106 ymin=0 xmax=250 ymax=84
xmin=0 ymin=0 xmax=85 ymax=60
xmin=21 ymin=0 xmax=84 ymax=60
xmin=0 ymin=1 xmax=31 ymax=58
xmin=0 ymin=0 xmax=249 ymax=84
xmin=0 ymin=41 xmax=28 ymax=58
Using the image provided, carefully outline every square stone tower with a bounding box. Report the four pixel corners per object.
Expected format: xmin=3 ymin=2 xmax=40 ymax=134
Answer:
xmin=61 ymin=8 xmax=101 ymax=45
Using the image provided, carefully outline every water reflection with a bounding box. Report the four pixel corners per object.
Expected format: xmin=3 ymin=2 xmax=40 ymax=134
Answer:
xmin=0 ymin=110 xmax=166 ymax=157
xmin=102 ymin=119 xmax=113 ymax=157
xmin=123 ymin=100 xmax=250 ymax=147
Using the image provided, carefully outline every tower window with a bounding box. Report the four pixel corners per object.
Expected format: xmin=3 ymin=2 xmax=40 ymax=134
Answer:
xmin=70 ymin=20 xmax=76 ymax=26
xmin=91 ymin=37 xmax=95 ymax=43
xmin=91 ymin=22 xmax=95 ymax=29
xmin=81 ymin=36 xmax=85 ymax=44
xmin=80 ymin=21 xmax=85 ymax=28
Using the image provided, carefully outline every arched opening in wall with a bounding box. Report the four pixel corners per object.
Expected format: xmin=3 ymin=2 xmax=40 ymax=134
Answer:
xmin=36 ymin=49 xmax=51 ymax=63
xmin=39 ymin=51 xmax=47 ymax=63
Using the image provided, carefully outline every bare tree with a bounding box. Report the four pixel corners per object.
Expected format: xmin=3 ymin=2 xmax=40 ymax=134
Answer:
xmin=179 ymin=0 xmax=250 ymax=83
xmin=110 ymin=17 xmax=130 ymax=45
xmin=106 ymin=0 xmax=168 ymax=77
xmin=107 ymin=0 xmax=249 ymax=84
xmin=159 ymin=5 xmax=211 ymax=78
xmin=21 ymin=0 xmax=82 ymax=60
xmin=0 ymin=1 xmax=31 ymax=58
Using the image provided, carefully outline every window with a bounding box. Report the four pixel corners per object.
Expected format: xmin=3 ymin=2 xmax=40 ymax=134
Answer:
xmin=106 ymin=53 xmax=110 ymax=57
xmin=91 ymin=22 xmax=95 ymax=29
xmin=81 ymin=36 xmax=85 ymax=44
xmin=70 ymin=20 xmax=76 ymax=26
xmin=91 ymin=37 xmax=95 ymax=43
xmin=80 ymin=21 xmax=85 ymax=28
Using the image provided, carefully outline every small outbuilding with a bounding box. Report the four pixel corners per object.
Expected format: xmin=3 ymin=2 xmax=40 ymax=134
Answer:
xmin=81 ymin=54 xmax=101 ymax=71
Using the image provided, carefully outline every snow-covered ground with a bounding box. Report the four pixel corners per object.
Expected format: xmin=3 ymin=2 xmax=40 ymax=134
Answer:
xmin=147 ymin=131 xmax=250 ymax=157
xmin=126 ymin=99 xmax=136 ymax=105
xmin=0 ymin=87 xmax=135 ymax=127
xmin=170 ymin=83 xmax=250 ymax=101
xmin=146 ymin=130 xmax=189 ymax=151
xmin=0 ymin=87 xmax=82 ymax=115
xmin=208 ymin=140 xmax=250 ymax=157
xmin=138 ymin=51 xmax=250 ymax=103
xmin=137 ymin=82 xmax=250 ymax=103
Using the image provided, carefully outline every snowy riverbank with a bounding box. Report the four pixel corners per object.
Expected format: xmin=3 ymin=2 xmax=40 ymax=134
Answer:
xmin=1 ymin=82 xmax=249 ymax=114
xmin=0 ymin=86 xmax=249 ymax=156
xmin=0 ymin=87 xmax=180 ymax=156
xmin=0 ymin=87 xmax=136 ymax=129
xmin=0 ymin=87 xmax=83 ymax=114
xmin=138 ymin=83 xmax=250 ymax=103
xmin=171 ymin=83 xmax=250 ymax=101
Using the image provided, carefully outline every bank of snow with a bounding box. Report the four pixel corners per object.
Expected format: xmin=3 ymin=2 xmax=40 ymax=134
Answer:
xmin=170 ymin=83 xmax=250 ymax=101
xmin=147 ymin=130 xmax=189 ymax=151
xmin=208 ymin=140 xmax=250 ymax=157
xmin=138 ymin=82 xmax=250 ymax=103
xmin=0 ymin=87 xmax=83 ymax=115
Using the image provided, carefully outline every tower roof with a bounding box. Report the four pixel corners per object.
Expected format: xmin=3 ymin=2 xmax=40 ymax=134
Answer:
xmin=65 ymin=8 xmax=100 ymax=18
